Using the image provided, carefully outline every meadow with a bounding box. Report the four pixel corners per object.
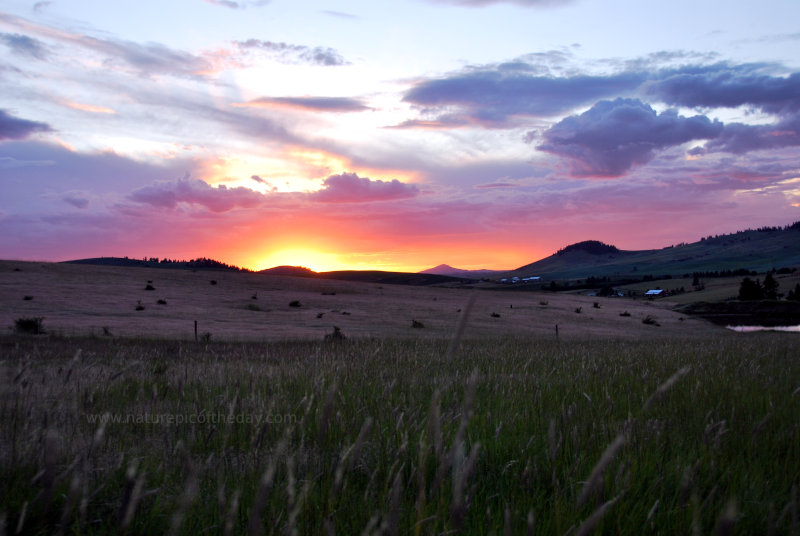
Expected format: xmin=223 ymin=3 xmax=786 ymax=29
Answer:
xmin=1 ymin=262 xmax=799 ymax=534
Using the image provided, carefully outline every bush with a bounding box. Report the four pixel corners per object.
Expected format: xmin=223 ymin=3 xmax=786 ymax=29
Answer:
xmin=289 ymin=300 xmax=302 ymax=308
xmin=14 ymin=317 xmax=44 ymax=334
xmin=157 ymin=299 xmax=167 ymax=305
xmin=324 ymin=326 xmax=345 ymax=342
xmin=23 ymin=295 xmax=33 ymax=301
xmin=642 ymin=315 xmax=659 ymax=326
xmin=144 ymin=284 xmax=156 ymax=291
xmin=412 ymin=319 xmax=425 ymax=328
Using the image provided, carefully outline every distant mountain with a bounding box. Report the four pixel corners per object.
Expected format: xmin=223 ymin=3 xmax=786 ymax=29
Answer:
xmin=419 ymin=264 xmax=506 ymax=279
xmin=506 ymin=222 xmax=800 ymax=281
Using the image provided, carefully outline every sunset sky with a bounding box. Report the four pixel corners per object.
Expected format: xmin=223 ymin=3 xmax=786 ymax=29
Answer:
xmin=1 ymin=0 xmax=799 ymax=271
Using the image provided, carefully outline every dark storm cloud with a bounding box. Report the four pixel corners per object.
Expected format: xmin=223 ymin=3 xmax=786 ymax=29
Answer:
xmin=236 ymin=39 xmax=349 ymax=66
xmin=537 ymin=98 xmax=723 ymax=177
xmin=0 ymin=32 xmax=47 ymax=59
xmin=0 ymin=109 xmax=52 ymax=140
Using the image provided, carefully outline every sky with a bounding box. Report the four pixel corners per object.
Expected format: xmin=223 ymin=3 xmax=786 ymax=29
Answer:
xmin=1 ymin=0 xmax=799 ymax=272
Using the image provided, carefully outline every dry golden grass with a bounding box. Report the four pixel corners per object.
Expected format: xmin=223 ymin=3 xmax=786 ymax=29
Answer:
xmin=0 ymin=260 xmax=721 ymax=341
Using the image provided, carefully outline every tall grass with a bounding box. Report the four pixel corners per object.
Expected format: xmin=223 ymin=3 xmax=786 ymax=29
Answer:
xmin=0 ymin=333 xmax=798 ymax=534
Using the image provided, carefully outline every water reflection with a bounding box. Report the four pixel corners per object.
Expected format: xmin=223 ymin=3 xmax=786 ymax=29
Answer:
xmin=727 ymin=325 xmax=800 ymax=333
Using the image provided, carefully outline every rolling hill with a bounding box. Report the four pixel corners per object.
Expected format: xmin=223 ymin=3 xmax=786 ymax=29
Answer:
xmin=505 ymin=223 xmax=800 ymax=281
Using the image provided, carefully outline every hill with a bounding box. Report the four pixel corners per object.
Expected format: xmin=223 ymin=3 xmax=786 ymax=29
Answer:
xmin=257 ymin=266 xmax=466 ymax=286
xmin=65 ymin=256 xmax=250 ymax=272
xmin=507 ymin=223 xmax=800 ymax=281
xmin=1 ymin=259 xmax=721 ymax=341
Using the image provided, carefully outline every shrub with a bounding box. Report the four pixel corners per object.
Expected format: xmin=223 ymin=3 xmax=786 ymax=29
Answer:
xmin=23 ymin=295 xmax=33 ymax=301
xmin=157 ymin=299 xmax=167 ymax=305
xmin=620 ymin=311 xmax=631 ymax=317
xmin=593 ymin=302 xmax=601 ymax=309
xmin=642 ymin=315 xmax=659 ymax=326
xmin=324 ymin=326 xmax=345 ymax=342
xmin=14 ymin=317 xmax=44 ymax=334
xmin=575 ymin=307 xmax=582 ymax=314
xmin=246 ymin=303 xmax=262 ymax=312
xmin=490 ymin=312 xmax=501 ymax=318
xmin=210 ymin=280 xmax=217 ymax=286
xmin=412 ymin=319 xmax=425 ymax=328
xmin=135 ymin=300 xmax=145 ymax=311
xmin=145 ymin=284 xmax=155 ymax=291
xmin=289 ymin=300 xmax=302 ymax=308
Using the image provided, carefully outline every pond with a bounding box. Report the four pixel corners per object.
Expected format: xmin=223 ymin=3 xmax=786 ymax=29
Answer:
xmin=726 ymin=325 xmax=800 ymax=333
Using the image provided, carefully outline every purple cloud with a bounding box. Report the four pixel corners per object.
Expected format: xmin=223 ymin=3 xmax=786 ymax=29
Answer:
xmin=62 ymin=192 xmax=89 ymax=209
xmin=0 ymin=110 xmax=52 ymax=140
xmin=313 ymin=173 xmax=419 ymax=203
xmin=0 ymin=32 xmax=47 ymax=59
xmin=695 ymin=112 xmax=800 ymax=155
xmin=239 ymin=96 xmax=369 ymax=112
xmin=647 ymin=65 xmax=800 ymax=115
xmin=128 ymin=177 xmax=265 ymax=212
xmin=403 ymin=68 xmax=645 ymax=125
xmin=537 ymin=98 xmax=723 ymax=177
xmin=236 ymin=39 xmax=348 ymax=66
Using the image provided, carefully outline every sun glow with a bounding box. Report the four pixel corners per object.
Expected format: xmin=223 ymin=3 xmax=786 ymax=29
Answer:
xmin=255 ymin=249 xmax=351 ymax=272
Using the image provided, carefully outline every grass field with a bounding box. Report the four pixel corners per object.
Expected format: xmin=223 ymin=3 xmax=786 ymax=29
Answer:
xmin=1 ymin=261 xmax=798 ymax=534
xmin=1 ymin=333 xmax=798 ymax=535
xmin=1 ymin=261 xmax=719 ymax=341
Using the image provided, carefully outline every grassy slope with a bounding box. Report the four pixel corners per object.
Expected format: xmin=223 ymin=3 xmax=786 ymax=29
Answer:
xmin=1 ymin=260 xmax=717 ymax=341
xmin=509 ymin=227 xmax=800 ymax=280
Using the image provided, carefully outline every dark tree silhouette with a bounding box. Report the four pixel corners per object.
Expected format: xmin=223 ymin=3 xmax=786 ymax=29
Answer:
xmin=738 ymin=277 xmax=764 ymax=301
xmin=762 ymin=272 xmax=779 ymax=300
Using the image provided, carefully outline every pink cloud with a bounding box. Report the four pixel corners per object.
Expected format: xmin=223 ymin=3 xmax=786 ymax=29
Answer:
xmin=127 ymin=177 xmax=265 ymax=212
xmin=313 ymin=173 xmax=420 ymax=203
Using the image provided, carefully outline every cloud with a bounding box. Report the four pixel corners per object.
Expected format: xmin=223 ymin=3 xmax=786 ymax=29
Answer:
xmin=236 ymin=96 xmax=369 ymax=113
xmin=128 ymin=177 xmax=266 ymax=213
xmin=313 ymin=173 xmax=419 ymax=203
xmin=236 ymin=39 xmax=348 ymax=66
xmin=646 ymin=64 xmax=800 ymax=115
xmin=0 ymin=13 xmax=220 ymax=78
xmin=425 ymin=0 xmax=575 ymax=6
xmin=202 ymin=0 xmax=270 ymax=8
xmin=695 ymin=112 xmax=800 ymax=155
xmin=537 ymin=98 xmax=723 ymax=177
xmin=0 ymin=109 xmax=52 ymax=140
xmin=0 ymin=32 xmax=47 ymax=59
xmin=62 ymin=192 xmax=89 ymax=209
xmin=403 ymin=68 xmax=645 ymax=125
